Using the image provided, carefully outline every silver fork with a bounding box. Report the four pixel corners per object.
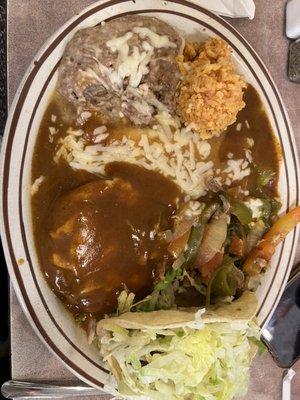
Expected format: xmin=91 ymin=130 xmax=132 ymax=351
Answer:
xmin=1 ymin=380 xmax=110 ymax=399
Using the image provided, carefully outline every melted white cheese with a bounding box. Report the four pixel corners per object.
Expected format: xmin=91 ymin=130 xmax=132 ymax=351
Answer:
xmin=132 ymin=27 xmax=176 ymax=48
xmin=223 ymin=158 xmax=251 ymax=183
xmin=104 ymin=26 xmax=176 ymax=90
xmin=244 ymin=198 xmax=264 ymax=219
xmin=54 ymin=112 xmax=214 ymax=198
xmin=106 ymin=32 xmax=133 ymax=52
xmin=31 ymin=176 xmax=45 ymax=195
xmin=105 ymin=31 xmax=154 ymax=89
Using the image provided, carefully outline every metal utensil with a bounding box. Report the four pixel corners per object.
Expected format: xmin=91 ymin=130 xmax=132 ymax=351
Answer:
xmin=1 ymin=380 xmax=109 ymax=399
xmin=261 ymin=270 xmax=300 ymax=400
xmin=282 ymin=369 xmax=295 ymax=400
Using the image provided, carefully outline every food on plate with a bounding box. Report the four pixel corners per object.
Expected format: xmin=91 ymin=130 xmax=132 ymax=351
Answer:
xmin=97 ymin=292 xmax=259 ymax=400
xmin=243 ymin=206 xmax=300 ymax=276
xmin=57 ymin=16 xmax=184 ymax=125
xmin=177 ymin=38 xmax=247 ymax=139
xmin=44 ymin=162 xmax=180 ymax=315
xmin=30 ymin=15 xmax=300 ymax=400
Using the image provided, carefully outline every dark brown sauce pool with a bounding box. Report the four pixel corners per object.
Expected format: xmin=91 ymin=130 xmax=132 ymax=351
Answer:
xmin=208 ymin=85 xmax=280 ymax=199
xmin=31 ymin=84 xmax=280 ymax=321
xmin=34 ymin=160 xmax=180 ymax=318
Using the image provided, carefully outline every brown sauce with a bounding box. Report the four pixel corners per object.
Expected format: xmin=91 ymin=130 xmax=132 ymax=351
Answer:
xmin=208 ymin=85 xmax=280 ymax=199
xmin=31 ymin=84 xmax=280 ymax=320
xmin=35 ymin=161 xmax=180 ymax=318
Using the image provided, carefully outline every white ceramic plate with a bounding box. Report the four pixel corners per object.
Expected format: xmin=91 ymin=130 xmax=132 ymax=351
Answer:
xmin=1 ymin=0 xmax=299 ymax=390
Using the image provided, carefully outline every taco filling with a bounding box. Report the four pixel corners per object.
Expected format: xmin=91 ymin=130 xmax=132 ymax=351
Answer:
xmin=97 ymin=292 xmax=260 ymax=400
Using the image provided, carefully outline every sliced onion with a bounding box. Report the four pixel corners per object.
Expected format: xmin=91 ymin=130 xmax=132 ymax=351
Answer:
xmin=197 ymin=213 xmax=228 ymax=265
xmin=168 ymin=216 xmax=196 ymax=257
xmin=234 ymin=267 xmax=245 ymax=290
xmin=219 ymin=194 xmax=231 ymax=214
xmin=168 ymin=229 xmax=191 ymax=258
xmin=173 ymin=216 xmax=196 ymax=240
xmin=199 ymin=250 xmax=224 ymax=284
xmin=246 ymin=219 xmax=266 ymax=253
xmin=229 ymin=233 xmax=247 ymax=257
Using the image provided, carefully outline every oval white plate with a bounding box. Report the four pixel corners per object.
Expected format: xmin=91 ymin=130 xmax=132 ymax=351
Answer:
xmin=1 ymin=0 xmax=299 ymax=390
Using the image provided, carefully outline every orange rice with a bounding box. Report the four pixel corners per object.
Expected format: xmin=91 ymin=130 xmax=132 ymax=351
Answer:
xmin=177 ymin=38 xmax=247 ymax=139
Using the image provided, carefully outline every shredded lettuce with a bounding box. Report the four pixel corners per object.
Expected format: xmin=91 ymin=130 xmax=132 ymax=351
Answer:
xmin=249 ymin=336 xmax=267 ymax=355
xmin=117 ymin=291 xmax=136 ymax=314
xmin=98 ymin=320 xmax=260 ymax=400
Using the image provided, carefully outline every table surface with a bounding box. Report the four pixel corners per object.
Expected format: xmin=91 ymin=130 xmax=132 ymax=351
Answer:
xmin=7 ymin=1 xmax=300 ymax=399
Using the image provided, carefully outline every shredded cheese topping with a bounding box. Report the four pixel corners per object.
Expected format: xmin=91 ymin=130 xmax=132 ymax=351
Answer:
xmin=244 ymin=198 xmax=264 ymax=219
xmin=54 ymin=106 xmax=255 ymax=198
xmin=54 ymin=112 xmax=213 ymax=198
xmin=223 ymin=158 xmax=251 ymax=183
xmin=31 ymin=175 xmax=45 ymax=195
xmin=132 ymin=27 xmax=176 ymax=49
xmin=102 ymin=26 xmax=176 ymax=91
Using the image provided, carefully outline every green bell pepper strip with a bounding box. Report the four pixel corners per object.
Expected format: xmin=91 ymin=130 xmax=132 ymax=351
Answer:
xmin=230 ymin=198 xmax=253 ymax=225
xmin=205 ymin=256 xmax=238 ymax=307
xmin=139 ymin=202 xmax=220 ymax=310
xmin=256 ymin=169 xmax=275 ymax=187
xmin=156 ymin=202 xmax=220 ymax=290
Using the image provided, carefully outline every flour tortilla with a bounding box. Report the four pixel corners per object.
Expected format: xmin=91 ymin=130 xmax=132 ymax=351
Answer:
xmin=98 ymin=291 xmax=258 ymax=331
